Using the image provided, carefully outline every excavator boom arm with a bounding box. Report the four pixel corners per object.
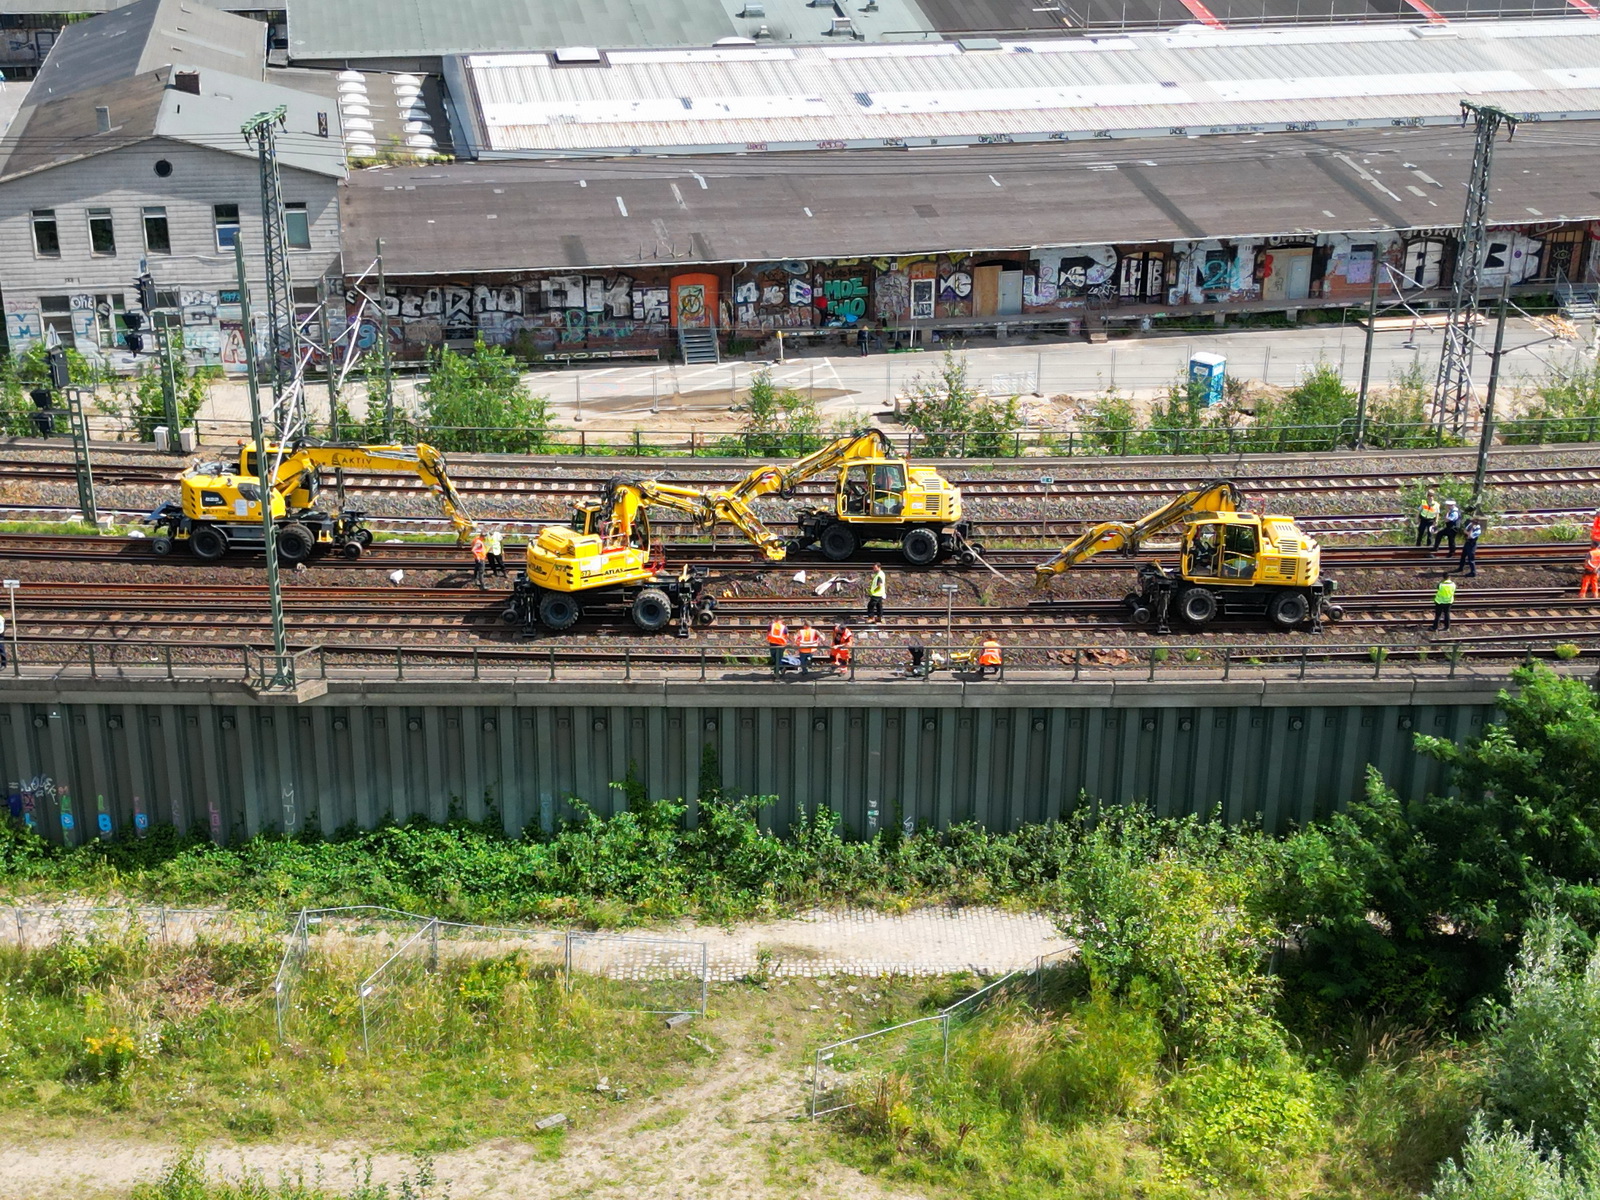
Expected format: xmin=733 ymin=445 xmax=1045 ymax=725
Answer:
xmin=727 ymin=429 xmax=897 ymax=502
xmin=1034 ymin=479 xmax=1242 ymax=579
xmin=262 ymin=441 xmax=480 ymax=542
xmin=606 ymin=478 xmax=788 ymax=561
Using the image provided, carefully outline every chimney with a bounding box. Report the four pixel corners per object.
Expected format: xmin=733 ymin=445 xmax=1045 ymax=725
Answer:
xmin=95 ymin=106 xmax=111 ymax=133
xmin=173 ymin=70 xmax=200 ymax=95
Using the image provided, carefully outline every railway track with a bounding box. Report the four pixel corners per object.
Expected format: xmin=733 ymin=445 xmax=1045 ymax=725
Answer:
xmin=6 ymin=457 xmax=1600 ymax=501
xmin=0 ymin=532 xmax=1588 ymax=573
xmin=11 ymin=580 xmax=1598 ymax=644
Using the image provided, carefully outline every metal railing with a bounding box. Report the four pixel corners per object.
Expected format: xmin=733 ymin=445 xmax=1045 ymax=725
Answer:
xmin=4 ymin=636 xmax=1593 ymax=687
xmin=149 ymin=415 xmax=1600 ymax=460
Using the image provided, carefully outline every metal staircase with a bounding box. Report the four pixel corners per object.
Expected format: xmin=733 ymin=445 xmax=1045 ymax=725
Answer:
xmin=677 ymin=326 xmax=720 ymax=364
xmin=1558 ymin=280 xmax=1597 ymax=322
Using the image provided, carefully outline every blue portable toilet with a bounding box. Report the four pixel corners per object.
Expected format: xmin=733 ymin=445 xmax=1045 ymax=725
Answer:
xmin=1188 ymin=351 xmax=1226 ymax=406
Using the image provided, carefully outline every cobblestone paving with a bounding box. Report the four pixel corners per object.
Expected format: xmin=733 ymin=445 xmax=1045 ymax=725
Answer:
xmin=662 ymin=905 xmax=1068 ymax=982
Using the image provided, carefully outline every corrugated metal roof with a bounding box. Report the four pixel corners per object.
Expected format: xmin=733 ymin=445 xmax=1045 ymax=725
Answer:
xmin=451 ymin=19 xmax=1600 ymax=157
xmin=340 ymin=122 xmax=1600 ymax=274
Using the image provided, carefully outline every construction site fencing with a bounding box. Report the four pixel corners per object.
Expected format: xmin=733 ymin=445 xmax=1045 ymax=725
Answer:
xmin=9 ymin=635 xmax=1597 ymax=689
xmin=266 ymin=907 xmax=708 ymax=1055
xmin=809 ymin=948 xmax=1075 ymax=1119
xmin=2 ymin=903 xmax=284 ymax=950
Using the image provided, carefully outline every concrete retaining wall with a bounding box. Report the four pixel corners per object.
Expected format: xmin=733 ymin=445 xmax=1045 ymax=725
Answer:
xmin=0 ymin=673 xmax=1507 ymax=843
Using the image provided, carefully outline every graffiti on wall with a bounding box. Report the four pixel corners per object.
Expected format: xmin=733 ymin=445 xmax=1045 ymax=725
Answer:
xmin=819 ymin=274 xmax=868 ymax=324
xmin=729 ymin=262 xmax=814 ymax=330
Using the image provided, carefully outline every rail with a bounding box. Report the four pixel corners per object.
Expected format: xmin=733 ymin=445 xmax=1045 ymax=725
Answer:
xmin=0 ymin=635 xmax=1591 ymax=687
xmin=86 ymin=415 xmax=1595 ymax=459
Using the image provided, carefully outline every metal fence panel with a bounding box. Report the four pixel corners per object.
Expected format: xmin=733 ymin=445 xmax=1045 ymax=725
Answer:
xmin=564 ymin=933 xmax=709 ymax=1016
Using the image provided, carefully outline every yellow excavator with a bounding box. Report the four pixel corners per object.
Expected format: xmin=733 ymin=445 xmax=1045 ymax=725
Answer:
xmin=144 ymin=441 xmax=477 ymax=563
xmin=725 ymin=429 xmax=974 ymax=565
xmin=1033 ymin=479 xmax=1342 ymax=632
xmin=506 ymin=474 xmax=786 ymax=634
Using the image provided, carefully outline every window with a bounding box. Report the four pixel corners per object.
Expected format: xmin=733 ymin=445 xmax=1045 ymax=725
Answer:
xmin=142 ymin=206 xmax=170 ymax=255
xmin=284 ymin=202 xmax=311 ymax=249
xmin=31 ymin=209 xmax=59 ymax=257
xmin=87 ymin=207 xmax=116 ymax=256
xmin=213 ymin=203 xmax=240 ymax=251
xmin=39 ymin=297 xmax=74 ymax=349
xmin=93 ymin=293 xmax=128 ymax=348
xmin=200 ymin=491 xmax=226 ymax=508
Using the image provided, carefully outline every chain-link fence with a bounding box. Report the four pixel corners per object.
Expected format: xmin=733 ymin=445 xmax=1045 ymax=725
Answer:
xmin=809 ymin=947 xmax=1075 ymax=1119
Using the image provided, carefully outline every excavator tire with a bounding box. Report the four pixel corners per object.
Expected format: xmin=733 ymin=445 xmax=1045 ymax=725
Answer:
xmin=901 ymin=527 xmax=940 ymax=566
xmin=277 ymin=523 xmax=316 ymax=565
xmin=631 ymin=588 xmax=673 ymax=633
xmin=1176 ymin=586 xmax=1218 ymax=630
xmin=1267 ymin=591 xmax=1310 ymax=631
xmin=190 ymin=525 xmax=227 ymax=561
xmin=538 ymin=592 xmax=581 ymax=631
xmin=819 ymin=523 xmax=858 ymax=562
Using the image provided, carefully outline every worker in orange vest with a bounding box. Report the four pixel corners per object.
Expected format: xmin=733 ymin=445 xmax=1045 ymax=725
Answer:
xmin=1582 ymin=546 xmax=1600 ymax=599
xmin=470 ymin=532 xmax=488 ymax=591
xmin=1590 ymin=509 xmax=1600 ymax=546
xmin=830 ymin=623 xmax=855 ymax=672
xmin=794 ymin=620 xmax=822 ymax=676
xmin=978 ymin=634 xmax=1002 ymax=679
xmin=767 ymin=617 xmax=789 ymax=675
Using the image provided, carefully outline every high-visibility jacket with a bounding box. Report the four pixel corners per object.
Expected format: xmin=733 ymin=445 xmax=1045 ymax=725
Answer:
xmin=767 ymin=620 xmax=788 ymax=646
xmin=1420 ymin=500 xmax=1440 ymax=521
xmin=795 ymin=626 xmax=822 ymax=651
xmin=979 ymin=639 xmax=1002 ymax=666
xmin=830 ymin=629 xmax=854 ymax=662
xmin=486 ymin=532 xmax=503 ymax=556
xmin=1434 ymin=580 xmax=1457 ymax=605
xmin=1586 ymin=548 xmax=1600 ymax=574
xmin=471 ymin=537 xmax=487 ymax=561
xmin=868 ymin=570 xmax=886 ymax=599
xmin=1591 ymin=512 xmax=1600 ymax=541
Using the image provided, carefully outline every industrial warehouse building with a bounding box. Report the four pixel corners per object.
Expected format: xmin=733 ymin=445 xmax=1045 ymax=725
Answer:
xmin=5 ymin=3 xmax=1600 ymax=367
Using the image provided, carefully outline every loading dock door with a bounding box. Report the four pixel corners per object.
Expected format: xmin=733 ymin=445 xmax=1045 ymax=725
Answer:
xmin=972 ymin=265 xmax=1001 ymax=316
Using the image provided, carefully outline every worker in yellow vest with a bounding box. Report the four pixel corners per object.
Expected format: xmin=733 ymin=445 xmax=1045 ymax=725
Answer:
xmin=1581 ymin=546 xmax=1600 ymax=599
xmin=767 ymin=617 xmax=789 ymax=675
xmin=1416 ymin=492 xmax=1439 ymax=548
xmin=794 ymin=621 xmax=822 ymax=676
xmin=978 ymin=635 xmax=1002 ymax=679
xmin=1430 ymin=576 xmax=1457 ymax=632
xmin=866 ymin=564 xmax=886 ymax=623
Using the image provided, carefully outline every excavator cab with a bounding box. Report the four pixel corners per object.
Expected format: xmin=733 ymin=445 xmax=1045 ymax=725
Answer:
xmin=569 ymin=500 xmax=606 ymax=537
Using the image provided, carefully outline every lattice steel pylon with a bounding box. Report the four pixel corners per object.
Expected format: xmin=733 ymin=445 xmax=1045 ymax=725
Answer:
xmin=1432 ymin=101 xmax=1520 ymax=435
xmin=242 ymin=106 xmax=306 ymax=444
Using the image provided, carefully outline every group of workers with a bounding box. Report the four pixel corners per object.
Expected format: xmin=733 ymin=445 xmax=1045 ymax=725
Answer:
xmin=764 ymin=563 xmax=1002 ymax=678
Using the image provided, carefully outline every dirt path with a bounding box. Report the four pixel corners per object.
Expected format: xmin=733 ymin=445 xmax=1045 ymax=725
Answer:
xmin=3 ymin=1011 xmax=919 ymax=1200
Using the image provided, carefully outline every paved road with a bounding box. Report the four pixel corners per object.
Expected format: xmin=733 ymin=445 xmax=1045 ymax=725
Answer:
xmin=190 ymin=317 xmax=1590 ymax=433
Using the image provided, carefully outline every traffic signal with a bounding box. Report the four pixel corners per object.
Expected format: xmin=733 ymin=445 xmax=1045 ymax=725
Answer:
xmin=122 ymin=311 xmax=144 ymax=355
xmin=136 ymin=273 xmax=157 ymax=312
xmin=46 ymin=346 xmax=69 ymax=390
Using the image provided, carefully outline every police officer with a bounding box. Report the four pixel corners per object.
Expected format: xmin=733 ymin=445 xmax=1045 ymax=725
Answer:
xmin=1457 ymin=517 xmax=1483 ymax=578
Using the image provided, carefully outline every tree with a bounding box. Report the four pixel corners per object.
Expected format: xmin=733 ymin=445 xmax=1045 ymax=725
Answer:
xmin=736 ymin=368 xmax=822 ymax=456
xmin=95 ymin=331 xmax=211 ymax=441
xmin=416 ymin=337 xmax=555 ymax=453
xmin=1273 ymin=665 xmax=1600 ymax=1025
xmin=0 ymin=344 xmax=104 ymax=437
xmin=900 ymin=350 xmax=1024 ymax=456
xmin=1502 ymin=356 xmax=1600 ymax=446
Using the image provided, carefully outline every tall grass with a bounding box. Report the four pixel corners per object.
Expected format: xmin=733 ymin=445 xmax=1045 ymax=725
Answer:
xmin=0 ymin=923 xmax=705 ymax=1150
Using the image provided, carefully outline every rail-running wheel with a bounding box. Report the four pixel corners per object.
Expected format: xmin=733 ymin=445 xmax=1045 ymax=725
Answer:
xmin=151 ymin=536 xmax=173 ymax=557
xmin=342 ymin=540 xmax=363 ymax=560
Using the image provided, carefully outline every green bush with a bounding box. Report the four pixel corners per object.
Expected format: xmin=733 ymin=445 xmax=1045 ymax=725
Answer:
xmin=1427 ymin=1118 xmax=1583 ymax=1200
xmin=901 ymin=350 xmax=1025 ymax=457
xmin=1501 ymin=357 xmax=1600 ymax=445
xmin=415 ymin=337 xmax=556 ymax=453
xmin=1162 ymin=1054 xmax=1326 ymax=1190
